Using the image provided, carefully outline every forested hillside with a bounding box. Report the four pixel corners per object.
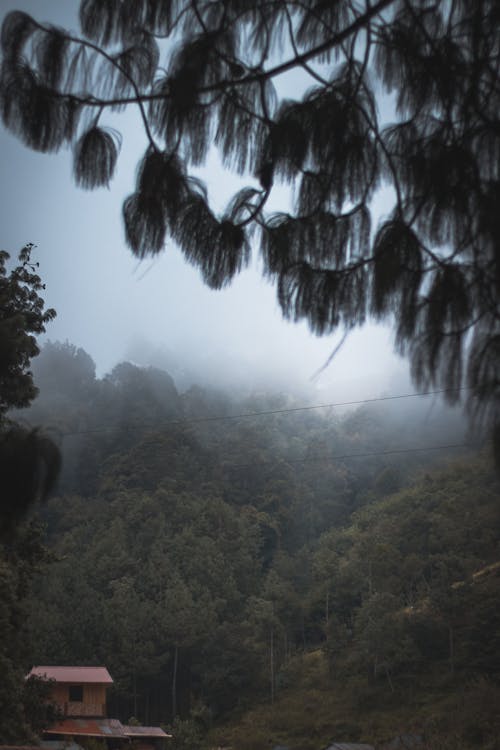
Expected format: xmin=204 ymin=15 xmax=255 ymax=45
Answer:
xmin=3 ymin=341 xmax=499 ymax=749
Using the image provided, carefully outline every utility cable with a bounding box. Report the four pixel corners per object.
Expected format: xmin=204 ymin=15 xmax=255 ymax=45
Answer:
xmin=55 ymin=386 xmax=470 ymax=438
xmin=223 ymin=441 xmax=476 ymax=472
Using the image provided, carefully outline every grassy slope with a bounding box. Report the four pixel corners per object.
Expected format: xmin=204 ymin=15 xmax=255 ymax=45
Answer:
xmin=208 ymin=648 xmax=500 ymax=750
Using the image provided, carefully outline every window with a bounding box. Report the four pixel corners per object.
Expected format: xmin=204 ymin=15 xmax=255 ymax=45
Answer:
xmin=68 ymin=685 xmax=83 ymax=702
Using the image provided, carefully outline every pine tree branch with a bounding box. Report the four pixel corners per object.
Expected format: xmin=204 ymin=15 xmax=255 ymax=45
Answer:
xmin=21 ymin=0 xmax=396 ymax=112
xmin=203 ymin=0 xmax=397 ymax=91
xmin=26 ymin=17 xmax=159 ymax=150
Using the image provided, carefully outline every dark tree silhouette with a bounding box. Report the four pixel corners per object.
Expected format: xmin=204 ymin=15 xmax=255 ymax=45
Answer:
xmin=0 ymin=1 xmax=499 ymax=447
xmin=0 ymin=245 xmax=60 ymax=533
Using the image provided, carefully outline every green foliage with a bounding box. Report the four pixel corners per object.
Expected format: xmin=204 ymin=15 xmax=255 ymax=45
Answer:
xmin=170 ymin=716 xmax=205 ymax=750
xmin=0 ymin=2 xmax=499 ymax=444
xmin=0 ymin=245 xmax=60 ymax=533
xmin=0 ymin=524 xmax=55 ymax=742
xmin=0 ymin=248 xmax=60 ymax=736
xmin=0 ymin=244 xmax=55 ymax=416
xmin=77 ymin=738 xmax=107 ymax=750
xmin=11 ymin=344 xmax=500 ymax=746
xmin=32 ymin=340 xmax=96 ymax=402
xmin=22 ymin=675 xmax=61 ymax=737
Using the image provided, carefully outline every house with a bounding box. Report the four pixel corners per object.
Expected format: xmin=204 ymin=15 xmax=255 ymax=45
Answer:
xmin=29 ymin=666 xmax=113 ymax=718
xmin=27 ymin=666 xmax=171 ymax=747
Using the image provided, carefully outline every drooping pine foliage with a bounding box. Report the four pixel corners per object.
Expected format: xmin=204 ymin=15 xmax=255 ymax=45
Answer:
xmin=1 ymin=0 xmax=499 ymax=444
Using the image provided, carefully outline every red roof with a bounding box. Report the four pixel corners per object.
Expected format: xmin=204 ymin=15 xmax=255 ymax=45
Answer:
xmin=29 ymin=666 xmax=113 ymax=684
xmin=123 ymin=726 xmax=172 ymax=738
xmin=44 ymin=718 xmax=125 ymax=738
xmin=43 ymin=720 xmax=171 ymax=740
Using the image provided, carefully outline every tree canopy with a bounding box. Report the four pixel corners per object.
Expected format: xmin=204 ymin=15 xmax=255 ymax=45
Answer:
xmin=0 ymin=245 xmax=59 ymax=533
xmin=1 ymin=0 xmax=499 ymax=445
xmin=14 ymin=346 xmax=500 ymax=745
xmin=0 ymin=244 xmax=55 ymax=417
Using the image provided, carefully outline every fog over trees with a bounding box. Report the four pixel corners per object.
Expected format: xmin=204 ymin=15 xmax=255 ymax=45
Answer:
xmin=0 ymin=339 xmax=498 ymax=748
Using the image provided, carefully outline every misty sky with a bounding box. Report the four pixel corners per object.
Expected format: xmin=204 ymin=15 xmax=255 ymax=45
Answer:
xmin=0 ymin=0 xmax=411 ymax=397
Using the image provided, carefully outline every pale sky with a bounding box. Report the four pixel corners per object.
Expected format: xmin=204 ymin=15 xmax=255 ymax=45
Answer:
xmin=0 ymin=0 xmax=410 ymax=397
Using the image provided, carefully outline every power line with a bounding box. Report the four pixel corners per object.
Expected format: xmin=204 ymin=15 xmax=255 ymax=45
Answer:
xmin=56 ymin=386 xmax=469 ymax=438
xmin=224 ymin=441 xmax=475 ymax=472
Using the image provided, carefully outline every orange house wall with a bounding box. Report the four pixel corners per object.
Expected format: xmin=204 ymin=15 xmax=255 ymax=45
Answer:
xmin=50 ymin=683 xmax=107 ymax=717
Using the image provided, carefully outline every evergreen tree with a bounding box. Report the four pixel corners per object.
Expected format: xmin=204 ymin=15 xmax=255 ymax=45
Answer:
xmin=0 ymin=1 xmax=499 ymax=447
